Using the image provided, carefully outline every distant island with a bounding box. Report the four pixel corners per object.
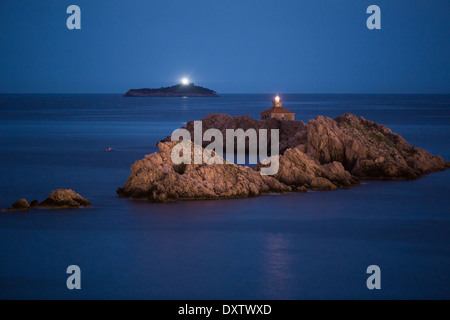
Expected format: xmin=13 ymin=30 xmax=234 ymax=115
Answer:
xmin=124 ymin=83 xmax=219 ymax=97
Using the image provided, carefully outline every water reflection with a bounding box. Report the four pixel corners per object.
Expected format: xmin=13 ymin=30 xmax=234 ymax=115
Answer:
xmin=262 ymin=233 xmax=294 ymax=299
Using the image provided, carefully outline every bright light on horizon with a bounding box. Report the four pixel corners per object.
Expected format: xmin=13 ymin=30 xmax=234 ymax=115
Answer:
xmin=275 ymin=95 xmax=280 ymax=102
xmin=181 ymin=78 xmax=190 ymax=85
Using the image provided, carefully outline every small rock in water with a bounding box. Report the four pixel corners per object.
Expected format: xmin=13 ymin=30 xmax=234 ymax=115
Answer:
xmin=12 ymin=199 xmax=30 ymax=210
xmin=30 ymin=200 xmax=39 ymax=208
xmin=104 ymin=147 xmax=115 ymax=152
xmin=40 ymin=189 xmax=91 ymax=209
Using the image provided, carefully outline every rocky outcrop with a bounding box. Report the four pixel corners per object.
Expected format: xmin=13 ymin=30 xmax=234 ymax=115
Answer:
xmin=262 ymin=148 xmax=359 ymax=191
xmin=302 ymin=114 xmax=447 ymax=179
xmin=118 ymin=139 xmax=361 ymax=202
xmin=119 ymin=113 xmax=448 ymax=202
xmin=3 ymin=191 xmax=91 ymax=212
xmin=164 ymin=113 xmax=447 ymax=180
xmin=118 ymin=141 xmax=291 ymax=202
xmin=12 ymin=199 xmax=30 ymax=210
xmin=39 ymin=190 xmax=91 ymax=209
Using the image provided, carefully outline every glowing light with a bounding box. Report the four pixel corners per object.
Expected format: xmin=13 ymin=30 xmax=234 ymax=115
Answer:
xmin=181 ymin=78 xmax=190 ymax=85
xmin=275 ymin=95 xmax=280 ymax=102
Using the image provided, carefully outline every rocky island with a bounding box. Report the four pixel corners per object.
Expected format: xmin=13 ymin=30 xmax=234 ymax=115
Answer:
xmin=2 ymin=189 xmax=91 ymax=212
xmin=118 ymin=113 xmax=449 ymax=202
xmin=124 ymin=83 xmax=219 ymax=97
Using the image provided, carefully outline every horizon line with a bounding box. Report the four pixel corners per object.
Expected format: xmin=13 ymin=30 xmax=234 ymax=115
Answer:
xmin=1 ymin=92 xmax=450 ymax=95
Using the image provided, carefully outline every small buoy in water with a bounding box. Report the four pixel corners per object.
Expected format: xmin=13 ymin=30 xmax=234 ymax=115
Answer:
xmin=104 ymin=147 xmax=115 ymax=152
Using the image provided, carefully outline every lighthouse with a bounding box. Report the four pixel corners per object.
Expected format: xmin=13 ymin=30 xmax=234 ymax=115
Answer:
xmin=261 ymin=95 xmax=295 ymax=121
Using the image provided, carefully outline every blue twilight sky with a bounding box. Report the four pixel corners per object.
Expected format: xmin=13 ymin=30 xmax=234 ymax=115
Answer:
xmin=0 ymin=0 xmax=449 ymax=94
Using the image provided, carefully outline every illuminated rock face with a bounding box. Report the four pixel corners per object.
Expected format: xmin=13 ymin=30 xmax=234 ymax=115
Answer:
xmin=116 ymin=140 xmax=358 ymax=202
xmin=118 ymin=113 xmax=448 ymax=202
xmin=40 ymin=190 xmax=91 ymax=209
xmin=117 ymin=141 xmax=293 ymax=202
xmin=304 ymin=114 xmax=448 ymax=179
xmin=261 ymin=96 xmax=295 ymax=121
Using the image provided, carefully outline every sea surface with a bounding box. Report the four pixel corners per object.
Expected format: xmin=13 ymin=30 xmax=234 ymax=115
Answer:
xmin=0 ymin=94 xmax=449 ymax=300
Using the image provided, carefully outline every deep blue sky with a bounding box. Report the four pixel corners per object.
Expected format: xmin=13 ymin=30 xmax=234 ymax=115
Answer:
xmin=0 ymin=0 xmax=449 ymax=93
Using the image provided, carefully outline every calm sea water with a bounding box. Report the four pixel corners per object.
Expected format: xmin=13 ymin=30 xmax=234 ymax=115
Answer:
xmin=0 ymin=94 xmax=449 ymax=300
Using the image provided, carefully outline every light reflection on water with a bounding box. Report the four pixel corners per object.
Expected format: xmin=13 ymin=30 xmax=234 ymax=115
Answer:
xmin=262 ymin=233 xmax=294 ymax=299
